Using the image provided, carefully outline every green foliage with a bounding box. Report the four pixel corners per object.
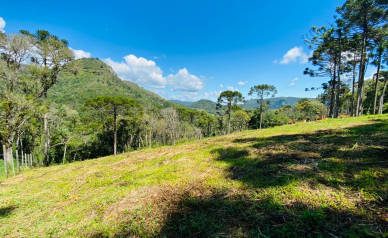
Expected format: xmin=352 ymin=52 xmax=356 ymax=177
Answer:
xmin=49 ymin=58 xmax=175 ymax=110
xmin=295 ymin=98 xmax=326 ymax=121
xmin=188 ymin=99 xmax=218 ymax=114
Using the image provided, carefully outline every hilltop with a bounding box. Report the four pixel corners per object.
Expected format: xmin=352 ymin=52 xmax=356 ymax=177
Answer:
xmin=49 ymin=58 xmax=177 ymax=109
xmin=1 ymin=114 xmax=387 ymax=237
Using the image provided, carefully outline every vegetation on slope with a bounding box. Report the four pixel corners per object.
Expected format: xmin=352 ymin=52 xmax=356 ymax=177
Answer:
xmin=1 ymin=115 xmax=388 ymax=237
xmin=172 ymin=97 xmax=307 ymax=114
xmin=49 ymin=58 xmax=176 ymax=110
xmin=242 ymin=97 xmax=306 ymax=110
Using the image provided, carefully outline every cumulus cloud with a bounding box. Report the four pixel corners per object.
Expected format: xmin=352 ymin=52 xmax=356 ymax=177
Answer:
xmin=69 ymin=48 xmax=91 ymax=59
xmin=204 ymin=90 xmax=222 ymax=99
xmin=290 ymin=77 xmax=299 ymax=86
xmin=226 ymin=86 xmax=239 ymax=92
xmin=104 ymin=54 xmax=166 ymax=88
xmin=0 ymin=17 xmax=6 ymax=33
xmin=238 ymin=81 xmax=248 ymax=86
xmin=220 ymin=84 xmax=223 ymax=88
xmin=276 ymin=47 xmax=308 ymax=65
xmin=169 ymin=92 xmax=199 ymax=101
xmin=166 ymin=68 xmax=204 ymax=92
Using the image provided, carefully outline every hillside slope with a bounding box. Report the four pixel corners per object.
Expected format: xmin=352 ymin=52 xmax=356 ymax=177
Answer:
xmin=49 ymin=58 xmax=176 ymax=109
xmin=1 ymin=115 xmax=388 ymax=237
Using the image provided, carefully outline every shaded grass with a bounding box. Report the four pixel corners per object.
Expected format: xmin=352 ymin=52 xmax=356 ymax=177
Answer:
xmin=0 ymin=115 xmax=388 ymax=237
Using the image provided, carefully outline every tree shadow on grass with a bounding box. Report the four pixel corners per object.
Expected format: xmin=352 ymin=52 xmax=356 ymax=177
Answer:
xmin=0 ymin=206 xmax=15 ymax=218
xmin=92 ymin=121 xmax=388 ymax=237
xmin=226 ymin=122 xmax=388 ymax=190
xmin=158 ymin=193 xmax=381 ymax=238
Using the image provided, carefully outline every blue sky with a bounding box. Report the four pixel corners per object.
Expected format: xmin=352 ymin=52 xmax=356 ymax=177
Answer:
xmin=0 ymin=0 xmax=376 ymax=101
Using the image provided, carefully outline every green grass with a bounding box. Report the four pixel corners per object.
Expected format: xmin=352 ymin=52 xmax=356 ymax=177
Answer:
xmin=1 ymin=115 xmax=388 ymax=237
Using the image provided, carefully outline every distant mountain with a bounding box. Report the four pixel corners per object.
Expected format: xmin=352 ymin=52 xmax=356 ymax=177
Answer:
xmin=49 ymin=58 xmax=177 ymax=109
xmin=189 ymin=99 xmax=218 ymax=114
xmin=170 ymin=97 xmax=307 ymax=114
xmin=169 ymin=100 xmax=195 ymax=106
xmin=242 ymin=97 xmax=304 ymax=110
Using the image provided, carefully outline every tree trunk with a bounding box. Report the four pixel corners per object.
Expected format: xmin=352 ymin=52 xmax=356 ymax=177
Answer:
xmin=351 ymin=58 xmax=357 ymax=117
xmin=379 ymin=77 xmax=388 ymax=114
xmin=3 ymin=145 xmax=7 ymax=179
xmin=329 ymin=64 xmax=337 ymax=118
xmin=149 ymin=131 xmax=152 ymax=149
xmin=335 ymin=55 xmax=341 ymax=118
xmin=43 ymin=112 xmax=50 ymax=166
xmin=21 ymin=150 xmax=24 ymax=169
xmin=373 ymin=53 xmax=382 ymax=115
xmin=259 ymin=94 xmax=263 ymax=129
xmin=113 ymin=108 xmax=117 ymax=155
xmin=356 ymin=33 xmax=367 ymax=117
xmin=63 ymin=144 xmax=67 ymax=164
xmin=227 ymin=104 xmax=231 ymax=134
xmin=16 ymin=149 xmax=20 ymax=173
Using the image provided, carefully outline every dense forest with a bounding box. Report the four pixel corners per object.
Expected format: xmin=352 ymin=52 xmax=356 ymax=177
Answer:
xmin=1 ymin=0 xmax=388 ymax=180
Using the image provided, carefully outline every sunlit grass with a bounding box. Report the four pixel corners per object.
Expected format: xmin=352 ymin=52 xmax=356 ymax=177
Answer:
xmin=1 ymin=114 xmax=388 ymax=237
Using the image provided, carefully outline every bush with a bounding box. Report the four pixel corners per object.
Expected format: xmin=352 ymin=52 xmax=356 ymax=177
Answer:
xmin=271 ymin=114 xmax=290 ymax=127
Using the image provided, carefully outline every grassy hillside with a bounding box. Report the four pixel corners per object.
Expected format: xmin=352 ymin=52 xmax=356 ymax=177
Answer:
xmin=1 ymin=115 xmax=388 ymax=237
xmin=49 ymin=58 xmax=176 ymax=109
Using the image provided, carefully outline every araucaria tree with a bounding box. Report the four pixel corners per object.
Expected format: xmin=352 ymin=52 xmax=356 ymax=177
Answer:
xmin=249 ymin=84 xmax=277 ymax=129
xmin=217 ymin=90 xmax=244 ymax=134
xmin=20 ymin=30 xmax=75 ymax=166
xmin=337 ymin=0 xmax=388 ymax=116
xmin=84 ymin=96 xmax=142 ymax=155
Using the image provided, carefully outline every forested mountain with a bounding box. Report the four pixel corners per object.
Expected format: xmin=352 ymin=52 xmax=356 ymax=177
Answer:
xmin=49 ymin=58 xmax=176 ymax=109
xmin=172 ymin=97 xmax=305 ymax=114
xmin=169 ymin=100 xmax=194 ymax=106
xmin=189 ymin=99 xmax=218 ymax=114
xmin=242 ymin=97 xmax=306 ymax=110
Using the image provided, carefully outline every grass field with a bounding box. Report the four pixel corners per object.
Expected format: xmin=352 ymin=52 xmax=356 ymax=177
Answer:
xmin=1 ymin=115 xmax=388 ymax=237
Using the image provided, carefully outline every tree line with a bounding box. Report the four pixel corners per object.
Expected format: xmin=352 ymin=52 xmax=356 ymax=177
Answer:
xmin=304 ymin=0 xmax=388 ymax=117
xmin=2 ymin=0 xmax=388 ymax=179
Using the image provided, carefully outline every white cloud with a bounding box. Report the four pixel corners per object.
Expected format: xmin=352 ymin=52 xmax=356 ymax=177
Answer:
xmin=105 ymin=54 xmax=204 ymax=99
xmin=69 ymin=48 xmax=91 ymax=59
xmin=276 ymin=46 xmax=308 ymax=65
xmin=226 ymin=86 xmax=239 ymax=92
xmin=104 ymin=54 xmax=166 ymax=88
xmin=166 ymin=68 xmax=204 ymax=92
xmin=220 ymin=84 xmax=223 ymax=88
xmin=290 ymin=77 xmax=299 ymax=86
xmin=204 ymin=90 xmax=222 ymax=99
xmin=169 ymin=92 xmax=199 ymax=101
xmin=0 ymin=17 xmax=6 ymax=33
xmin=238 ymin=81 xmax=248 ymax=86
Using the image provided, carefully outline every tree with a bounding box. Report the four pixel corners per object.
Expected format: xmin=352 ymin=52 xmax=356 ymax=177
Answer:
xmin=232 ymin=110 xmax=251 ymax=131
xmin=248 ymin=85 xmax=277 ymax=129
xmin=295 ymin=99 xmax=326 ymax=121
xmin=20 ymin=29 xmax=76 ymax=166
xmin=0 ymin=32 xmax=34 ymax=175
xmin=216 ymin=90 xmax=245 ymax=134
xmin=84 ymin=96 xmax=142 ymax=155
xmin=161 ymin=108 xmax=179 ymax=145
xmin=378 ymin=71 xmax=388 ymax=114
xmin=371 ymin=28 xmax=388 ymax=114
xmin=337 ymin=0 xmax=388 ymax=116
